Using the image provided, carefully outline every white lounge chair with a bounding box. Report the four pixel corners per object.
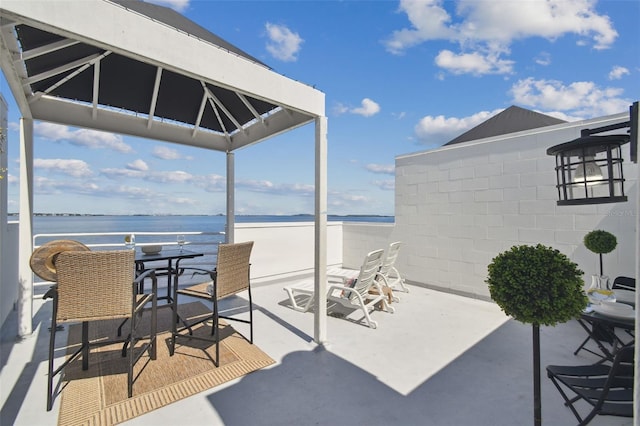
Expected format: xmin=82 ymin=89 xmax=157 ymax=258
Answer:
xmin=379 ymin=241 xmax=409 ymax=293
xmin=283 ymin=249 xmax=394 ymax=329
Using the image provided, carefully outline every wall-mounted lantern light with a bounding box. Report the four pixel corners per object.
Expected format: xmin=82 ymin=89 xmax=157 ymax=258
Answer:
xmin=547 ymin=101 xmax=638 ymax=206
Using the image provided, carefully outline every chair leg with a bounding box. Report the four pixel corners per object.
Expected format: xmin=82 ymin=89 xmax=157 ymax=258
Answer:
xmin=353 ymin=292 xmax=379 ymax=329
xmin=547 ymin=374 xmax=585 ymax=424
xmin=81 ymin=321 xmax=89 ymax=371
xmin=573 ymin=335 xmax=591 ymax=355
xmin=128 ymin=313 xmax=134 ymax=398
xmin=213 ymin=298 xmax=220 ymax=368
xmin=150 ymin=280 xmax=157 ymax=360
xmin=248 ymin=287 xmax=253 ymax=344
xmin=47 ymin=308 xmax=58 ymax=411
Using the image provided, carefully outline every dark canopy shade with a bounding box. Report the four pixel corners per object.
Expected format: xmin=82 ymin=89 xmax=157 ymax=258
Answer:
xmin=0 ymin=0 xmax=324 ymax=151
xmin=1 ymin=0 xmax=329 ymax=343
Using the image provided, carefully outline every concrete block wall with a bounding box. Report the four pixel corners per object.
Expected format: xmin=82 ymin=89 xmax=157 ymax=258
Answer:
xmin=341 ymin=223 xmax=395 ymax=269
xmin=394 ymin=112 xmax=637 ymax=300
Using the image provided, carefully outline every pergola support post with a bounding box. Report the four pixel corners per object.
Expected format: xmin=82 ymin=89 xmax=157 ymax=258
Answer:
xmin=226 ymin=151 xmax=234 ymax=244
xmin=18 ymin=117 xmax=34 ymax=338
xmin=634 ymin=159 xmax=640 ymax=420
xmin=314 ymin=116 xmax=328 ymax=344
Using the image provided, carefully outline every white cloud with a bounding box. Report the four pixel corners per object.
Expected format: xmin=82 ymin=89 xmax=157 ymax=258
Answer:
xmin=35 ymin=122 xmax=133 ymax=153
xmin=127 ymin=159 xmax=149 ymax=171
xmin=146 ymin=0 xmax=190 ymax=12
xmin=200 ymin=174 xmax=226 ymax=192
xmin=332 ymin=103 xmax=350 ymax=115
xmin=146 ymin=170 xmax=194 ymax=183
xmin=435 ymin=50 xmax=514 ymax=75
xmin=534 ymin=52 xmax=551 ymax=66
xmin=385 ymin=0 xmax=618 ymax=75
xmin=352 ymin=98 xmax=381 ymax=117
xmin=238 ymin=179 xmax=315 ymax=196
xmin=414 ymin=108 xmax=503 ymax=146
xmin=33 ymin=176 xmax=99 ymax=195
xmin=510 ymin=77 xmax=630 ymax=117
xmin=172 ymin=197 xmax=198 ymax=206
xmin=335 ymin=98 xmax=381 ymax=117
xmin=101 ymin=167 xmax=194 ymax=184
xmin=101 ymin=168 xmax=144 ymax=179
xmin=265 ymin=23 xmax=303 ymax=62
xmin=366 ymin=164 xmax=395 ymax=175
xmin=111 ymin=185 xmax=159 ymax=199
xmin=453 ymin=0 xmax=617 ymax=49
xmin=608 ymin=66 xmax=630 ymax=80
xmin=153 ymin=145 xmax=189 ymax=160
xmin=34 ymin=158 xmax=93 ymax=177
xmin=372 ymin=180 xmax=395 ymax=191
xmin=384 ymin=0 xmax=456 ymax=55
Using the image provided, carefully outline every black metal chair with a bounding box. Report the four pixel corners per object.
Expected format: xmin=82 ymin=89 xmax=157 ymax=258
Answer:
xmin=612 ymin=276 xmax=636 ymax=291
xmin=547 ymin=345 xmax=634 ymax=425
xmin=169 ymin=241 xmax=254 ymax=367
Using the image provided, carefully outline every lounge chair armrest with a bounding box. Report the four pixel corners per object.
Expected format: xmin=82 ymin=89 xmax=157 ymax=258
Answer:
xmin=374 ymin=272 xmax=389 ymax=287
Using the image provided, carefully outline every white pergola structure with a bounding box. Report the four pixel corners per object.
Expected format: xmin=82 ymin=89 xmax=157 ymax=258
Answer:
xmin=0 ymin=0 xmax=328 ymax=343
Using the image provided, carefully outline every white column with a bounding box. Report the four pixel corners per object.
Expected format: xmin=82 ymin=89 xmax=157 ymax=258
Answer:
xmin=18 ymin=118 xmax=34 ymax=337
xmin=226 ymin=151 xmax=235 ymax=244
xmin=634 ymin=152 xmax=639 ymax=421
xmin=0 ymin=95 xmax=8 ymax=327
xmin=314 ymin=116 xmax=328 ymax=344
xmin=0 ymin=95 xmax=7 ymax=272
xmin=632 ymin=102 xmax=639 ymax=421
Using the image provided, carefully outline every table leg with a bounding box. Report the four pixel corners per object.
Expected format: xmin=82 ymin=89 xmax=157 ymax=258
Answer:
xmin=576 ymin=319 xmax=617 ymax=361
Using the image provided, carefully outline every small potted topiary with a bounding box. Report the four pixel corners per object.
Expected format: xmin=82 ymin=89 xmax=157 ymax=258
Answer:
xmin=583 ymin=229 xmax=617 ymax=277
xmin=486 ymin=244 xmax=586 ymax=426
xmin=583 ymin=230 xmax=617 ymax=300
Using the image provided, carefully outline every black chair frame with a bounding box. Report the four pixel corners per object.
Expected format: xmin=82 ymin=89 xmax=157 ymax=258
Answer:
xmin=547 ymin=345 xmax=634 ymax=425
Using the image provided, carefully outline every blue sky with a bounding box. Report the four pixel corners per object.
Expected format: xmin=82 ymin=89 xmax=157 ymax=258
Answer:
xmin=2 ymin=0 xmax=639 ymax=216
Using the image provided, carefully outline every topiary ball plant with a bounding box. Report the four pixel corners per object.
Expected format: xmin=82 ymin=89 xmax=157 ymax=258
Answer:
xmin=486 ymin=244 xmax=586 ymax=326
xmin=583 ymin=230 xmax=617 ymax=255
xmin=583 ymin=230 xmax=617 ymax=276
xmin=486 ymin=243 xmax=586 ymax=426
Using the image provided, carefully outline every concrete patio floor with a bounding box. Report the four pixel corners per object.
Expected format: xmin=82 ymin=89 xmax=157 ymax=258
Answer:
xmin=1 ymin=279 xmax=633 ymax=426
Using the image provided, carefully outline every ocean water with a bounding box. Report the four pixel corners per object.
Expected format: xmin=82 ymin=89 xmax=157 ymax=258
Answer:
xmin=30 ymin=214 xmax=393 ymax=234
xmin=26 ymin=214 xmax=393 ymax=248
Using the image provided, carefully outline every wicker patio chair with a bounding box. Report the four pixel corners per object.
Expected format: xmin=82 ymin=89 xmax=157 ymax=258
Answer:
xmin=547 ymin=345 xmax=634 ymax=425
xmin=45 ymin=250 xmax=157 ymax=411
xmin=169 ymin=241 xmax=254 ymax=367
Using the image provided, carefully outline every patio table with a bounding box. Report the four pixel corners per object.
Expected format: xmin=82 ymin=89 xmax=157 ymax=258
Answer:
xmin=577 ymin=308 xmax=634 ymax=361
xmin=135 ymin=248 xmax=204 ymax=303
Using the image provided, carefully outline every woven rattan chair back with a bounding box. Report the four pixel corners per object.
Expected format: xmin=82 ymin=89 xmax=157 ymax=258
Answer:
xmin=55 ymin=250 xmax=135 ymax=322
xmin=171 ymin=241 xmax=254 ymax=365
xmin=44 ymin=247 xmax=157 ymax=411
xmin=215 ymin=241 xmax=254 ymax=300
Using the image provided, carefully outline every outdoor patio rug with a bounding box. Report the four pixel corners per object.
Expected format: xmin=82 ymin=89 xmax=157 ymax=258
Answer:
xmin=57 ymin=301 xmax=274 ymax=425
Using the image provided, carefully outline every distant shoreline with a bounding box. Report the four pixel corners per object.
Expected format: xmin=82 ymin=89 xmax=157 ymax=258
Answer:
xmin=7 ymin=213 xmax=393 ymax=218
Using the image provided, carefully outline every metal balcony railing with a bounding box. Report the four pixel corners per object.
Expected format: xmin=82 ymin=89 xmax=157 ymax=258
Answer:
xmin=31 ymin=230 xmax=225 ymax=291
